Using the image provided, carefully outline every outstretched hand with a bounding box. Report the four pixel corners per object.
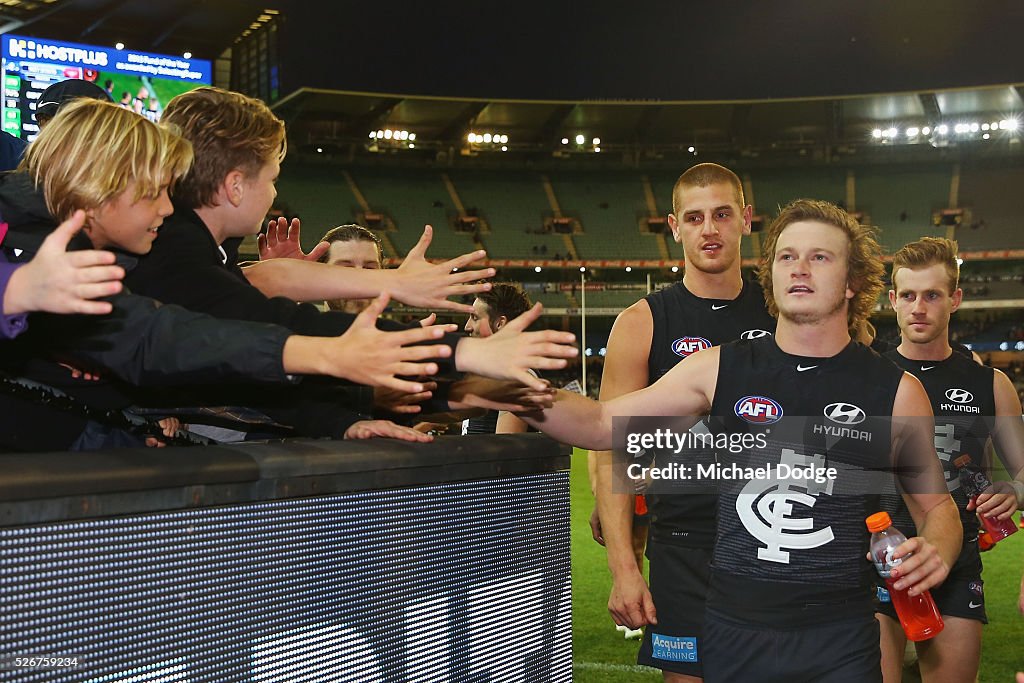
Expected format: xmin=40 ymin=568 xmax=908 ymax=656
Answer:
xmin=374 ymin=381 xmax=438 ymax=414
xmin=393 ymin=225 xmax=494 ymax=313
xmin=4 ymin=210 xmax=124 ymax=316
xmin=455 ymin=303 xmax=578 ymax=390
xmin=58 ymin=361 xmax=101 ymax=382
xmin=447 ymin=374 xmax=556 ymax=412
xmin=325 ymin=293 xmax=452 ymax=392
xmin=344 ymin=419 xmax=434 ymax=443
xmin=258 ymin=216 xmax=329 ymax=262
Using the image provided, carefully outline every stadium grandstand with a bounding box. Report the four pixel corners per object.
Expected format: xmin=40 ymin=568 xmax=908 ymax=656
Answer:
xmin=270 ymin=87 xmax=1024 ymax=367
xmin=1 ymin=2 xmax=1023 ymax=682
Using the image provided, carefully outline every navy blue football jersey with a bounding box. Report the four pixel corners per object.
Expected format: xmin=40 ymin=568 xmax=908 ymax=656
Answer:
xmin=644 ymin=279 xmax=777 ymax=548
xmin=706 ymin=337 xmax=903 ymax=624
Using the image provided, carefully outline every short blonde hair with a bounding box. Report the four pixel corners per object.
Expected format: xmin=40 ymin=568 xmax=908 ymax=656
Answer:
xmin=162 ymin=87 xmax=286 ymax=209
xmin=757 ymin=198 xmax=885 ymax=333
xmin=891 ymin=237 xmax=960 ymax=294
xmin=20 ymin=98 xmax=192 ymax=220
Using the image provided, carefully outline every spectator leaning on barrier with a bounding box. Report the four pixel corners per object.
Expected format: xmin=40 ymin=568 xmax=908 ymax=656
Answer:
xmin=317 ymin=223 xmax=384 ymax=315
xmin=462 ymin=283 xmax=533 ymax=435
xmin=0 ymin=99 xmax=481 ymax=450
xmin=124 ymin=87 xmax=574 ymax=424
xmin=129 ymin=86 xmax=493 ymax=338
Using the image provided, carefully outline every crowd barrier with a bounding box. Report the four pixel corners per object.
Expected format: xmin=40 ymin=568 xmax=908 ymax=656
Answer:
xmin=0 ymin=434 xmax=572 ymax=682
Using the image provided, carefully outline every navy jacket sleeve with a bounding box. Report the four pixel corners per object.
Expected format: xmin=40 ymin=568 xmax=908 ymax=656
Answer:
xmin=126 ymin=210 xmax=461 ymax=373
xmin=23 ymin=290 xmax=295 ymax=386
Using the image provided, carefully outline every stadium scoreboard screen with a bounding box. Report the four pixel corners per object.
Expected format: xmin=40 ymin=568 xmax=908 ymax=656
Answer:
xmin=1 ymin=34 xmax=212 ymax=141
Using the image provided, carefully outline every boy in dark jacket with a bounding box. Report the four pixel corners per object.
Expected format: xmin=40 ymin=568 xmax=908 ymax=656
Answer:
xmin=0 ymin=100 xmax=574 ymax=448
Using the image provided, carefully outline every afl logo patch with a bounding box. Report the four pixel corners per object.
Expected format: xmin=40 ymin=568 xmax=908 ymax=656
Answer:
xmin=734 ymin=395 xmax=783 ymax=424
xmin=824 ymin=402 xmax=866 ymax=425
xmin=945 ymin=388 xmax=973 ymax=404
xmin=740 ymin=329 xmax=772 ymax=340
xmin=671 ymin=336 xmax=711 ymax=357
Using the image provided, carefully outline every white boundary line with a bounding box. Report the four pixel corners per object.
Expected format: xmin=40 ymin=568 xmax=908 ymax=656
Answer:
xmin=574 ymin=660 xmax=659 ymax=674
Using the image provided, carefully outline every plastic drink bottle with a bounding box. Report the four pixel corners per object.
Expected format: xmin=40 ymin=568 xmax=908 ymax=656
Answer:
xmin=953 ymin=455 xmax=1018 ymax=542
xmin=866 ymin=511 xmax=944 ymax=641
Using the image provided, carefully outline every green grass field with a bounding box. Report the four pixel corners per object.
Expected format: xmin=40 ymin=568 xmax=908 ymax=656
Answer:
xmin=569 ymin=448 xmax=1024 ymax=682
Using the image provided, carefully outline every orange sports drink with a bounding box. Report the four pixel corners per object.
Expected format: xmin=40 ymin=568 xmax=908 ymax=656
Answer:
xmin=866 ymin=511 xmax=944 ymax=641
xmin=954 ymin=455 xmax=1018 ymax=542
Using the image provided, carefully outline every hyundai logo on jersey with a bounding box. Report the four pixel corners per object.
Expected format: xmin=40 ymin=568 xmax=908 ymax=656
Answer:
xmin=734 ymin=396 xmax=783 ymax=424
xmin=671 ymin=336 xmax=711 ymax=357
xmin=824 ymin=402 xmax=867 ymax=425
xmin=944 ymin=388 xmax=974 ymax=404
xmin=740 ymin=329 xmax=772 ymax=340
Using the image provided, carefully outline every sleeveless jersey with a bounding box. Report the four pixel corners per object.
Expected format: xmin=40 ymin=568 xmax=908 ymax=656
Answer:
xmin=647 ymin=279 xmax=777 ymax=383
xmin=644 ymin=279 xmax=777 ymax=548
xmin=872 ymin=337 xmax=974 ymax=360
xmin=708 ymin=338 xmax=902 ymax=625
xmin=882 ymin=349 xmax=994 ymax=541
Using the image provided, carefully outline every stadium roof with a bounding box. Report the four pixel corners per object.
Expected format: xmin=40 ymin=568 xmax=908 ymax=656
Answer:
xmin=0 ymin=0 xmax=267 ymax=60
xmin=274 ymin=84 xmax=1024 ymax=162
xmin=5 ymin=2 xmax=1023 ymax=103
xmin=5 ymin=0 xmax=1023 ymax=162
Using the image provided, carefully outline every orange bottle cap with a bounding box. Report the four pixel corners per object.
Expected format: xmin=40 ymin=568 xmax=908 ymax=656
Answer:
xmin=866 ymin=511 xmax=892 ymax=533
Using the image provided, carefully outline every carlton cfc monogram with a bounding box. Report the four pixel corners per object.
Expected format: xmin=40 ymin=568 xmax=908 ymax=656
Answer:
xmin=737 ymin=449 xmax=836 ymax=563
